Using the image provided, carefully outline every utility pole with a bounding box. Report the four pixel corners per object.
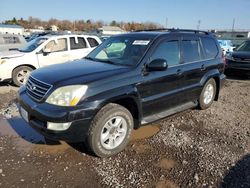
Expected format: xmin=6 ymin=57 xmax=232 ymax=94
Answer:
xmin=166 ymin=17 xmax=168 ymax=28
xmin=231 ymin=18 xmax=235 ymax=39
xmin=197 ymin=20 xmax=201 ymax=30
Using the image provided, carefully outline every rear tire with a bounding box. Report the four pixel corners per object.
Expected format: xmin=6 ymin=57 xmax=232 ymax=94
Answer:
xmin=199 ymin=78 xmax=216 ymax=110
xmin=12 ymin=66 xmax=33 ymax=87
xmin=87 ymin=103 xmax=133 ymax=158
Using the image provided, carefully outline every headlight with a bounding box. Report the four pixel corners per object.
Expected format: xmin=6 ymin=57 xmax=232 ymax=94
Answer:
xmin=46 ymin=85 xmax=88 ymax=106
xmin=0 ymin=59 xmax=7 ymax=65
xmin=225 ymin=52 xmax=234 ymax=61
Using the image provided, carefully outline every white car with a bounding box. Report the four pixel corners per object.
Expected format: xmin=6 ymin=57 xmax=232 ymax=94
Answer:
xmin=0 ymin=34 xmax=101 ymax=86
xmin=218 ymin=40 xmax=235 ymax=55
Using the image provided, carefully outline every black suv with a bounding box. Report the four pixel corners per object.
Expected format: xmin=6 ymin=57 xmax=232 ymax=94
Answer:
xmin=18 ymin=29 xmax=225 ymax=157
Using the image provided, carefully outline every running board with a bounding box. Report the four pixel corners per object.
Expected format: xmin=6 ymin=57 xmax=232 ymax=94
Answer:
xmin=141 ymin=101 xmax=198 ymax=125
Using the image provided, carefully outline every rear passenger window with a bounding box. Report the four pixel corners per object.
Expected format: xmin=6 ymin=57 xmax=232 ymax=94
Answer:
xmin=87 ymin=38 xmax=99 ymax=47
xmin=70 ymin=37 xmax=87 ymax=50
xmin=182 ymin=40 xmax=200 ymax=62
xmin=151 ymin=40 xmax=180 ymax=66
xmin=201 ymin=38 xmax=218 ymax=59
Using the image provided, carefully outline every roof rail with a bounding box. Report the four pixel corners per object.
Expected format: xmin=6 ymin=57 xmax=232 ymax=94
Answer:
xmin=134 ymin=28 xmax=211 ymax=35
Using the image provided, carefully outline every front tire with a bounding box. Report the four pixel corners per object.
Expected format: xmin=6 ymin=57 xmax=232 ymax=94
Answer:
xmin=87 ymin=103 xmax=134 ymax=158
xmin=199 ymin=78 xmax=217 ymax=110
xmin=12 ymin=66 xmax=33 ymax=86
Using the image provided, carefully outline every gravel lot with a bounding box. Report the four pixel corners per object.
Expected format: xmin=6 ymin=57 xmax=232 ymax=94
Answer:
xmin=0 ymin=77 xmax=249 ymax=187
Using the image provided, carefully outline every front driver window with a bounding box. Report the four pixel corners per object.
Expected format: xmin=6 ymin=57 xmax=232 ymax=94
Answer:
xmin=44 ymin=38 xmax=67 ymax=53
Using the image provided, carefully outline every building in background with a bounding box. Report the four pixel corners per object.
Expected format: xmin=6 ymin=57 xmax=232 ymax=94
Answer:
xmin=0 ymin=24 xmax=24 ymax=35
xmin=96 ymin=26 xmax=126 ymax=36
xmin=51 ymin=25 xmax=58 ymax=32
xmin=215 ymin=30 xmax=250 ymax=46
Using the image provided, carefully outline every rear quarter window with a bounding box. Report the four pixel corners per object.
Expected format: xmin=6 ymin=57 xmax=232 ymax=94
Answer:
xmin=87 ymin=37 xmax=99 ymax=47
xmin=201 ymin=37 xmax=218 ymax=59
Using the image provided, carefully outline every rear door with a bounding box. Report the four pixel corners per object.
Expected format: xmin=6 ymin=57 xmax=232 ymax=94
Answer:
xmin=178 ymin=35 xmax=215 ymax=103
xmin=69 ymin=37 xmax=92 ymax=61
xmin=137 ymin=36 xmax=185 ymax=117
xmin=37 ymin=37 xmax=69 ymax=67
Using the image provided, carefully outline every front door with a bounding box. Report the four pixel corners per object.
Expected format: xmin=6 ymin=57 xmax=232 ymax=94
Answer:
xmin=37 ymin=38 xmax=69 ymax=67
xmin=137 ymin=37 xmax=184 ymax=117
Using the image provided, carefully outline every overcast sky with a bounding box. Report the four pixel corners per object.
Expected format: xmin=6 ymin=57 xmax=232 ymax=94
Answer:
xmin=1 ymin=0 xmax=250 ymax=30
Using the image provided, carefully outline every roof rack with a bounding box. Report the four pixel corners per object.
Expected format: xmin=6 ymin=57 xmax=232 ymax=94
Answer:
xmin=134 ymin=28 xmax=210 ymax=35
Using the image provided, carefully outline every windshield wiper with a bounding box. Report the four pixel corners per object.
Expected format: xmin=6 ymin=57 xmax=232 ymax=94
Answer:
xmin=84 ymin=56 xmax=97 ymax=61
xmin=98 ymin=59 xmax=117 ymax=65
xmin=85 ymin=57 xmax=118 ymax=65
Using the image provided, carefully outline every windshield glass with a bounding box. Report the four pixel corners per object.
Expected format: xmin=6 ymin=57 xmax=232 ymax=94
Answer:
xmin=20 ymin=37 xmax=48 ymax=52
xmin=86 ymin=35 xmax=153 ymax=66
xmin=236 ymin=40 xmax=250 ymax=52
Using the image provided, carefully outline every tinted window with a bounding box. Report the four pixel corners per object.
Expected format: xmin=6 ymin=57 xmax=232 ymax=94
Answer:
xmin=182 ymin=39 xmax=201 ymax=62
xmin=201 ymin=38 xmax=218 ymax=58
xmin=151 ymin=40 xmax=180 ymax=66
xmin=236 ymin=40 xmax=250 ymax=52
xmin=70 ymin=37 xmax=87 ymax=50
xmin=87 ymin=37 xmax=99 ymax=47
xmin=44 ymin=38 xmax=67 ymax=52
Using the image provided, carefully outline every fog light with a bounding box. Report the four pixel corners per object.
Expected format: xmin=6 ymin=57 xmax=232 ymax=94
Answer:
xmin=47 ymin=122 xmax=72 ymax=131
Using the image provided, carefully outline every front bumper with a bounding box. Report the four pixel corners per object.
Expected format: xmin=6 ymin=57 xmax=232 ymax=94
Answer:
xmin=18 ymin=87 xmax=99 ymax=142
xmin=225 ymin=60 xmax=250 ymax=76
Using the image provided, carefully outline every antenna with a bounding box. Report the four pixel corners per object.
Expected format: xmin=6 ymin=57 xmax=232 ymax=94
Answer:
xmin=166 ymin=17 xmax=168 ymax=28
xmin=197 ymin=20 xmax=201 ymax=30
xmin=231 ymin=18 xmax=235 ymax=38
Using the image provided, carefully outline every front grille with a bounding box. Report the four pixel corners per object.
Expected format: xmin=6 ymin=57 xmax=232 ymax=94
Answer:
xmin=233 ymin=58 xmax=250 ymax=63
xmin=26 ymin=76 xmax=52 ymax=102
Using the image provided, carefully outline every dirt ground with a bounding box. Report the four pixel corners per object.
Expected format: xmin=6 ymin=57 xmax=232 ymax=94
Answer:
xmin=0 ymin=77 xmax=249 ymax=188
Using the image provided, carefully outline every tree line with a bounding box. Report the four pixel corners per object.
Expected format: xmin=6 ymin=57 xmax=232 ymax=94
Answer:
xmin=3 ymin=17 xmax=162 ymax=31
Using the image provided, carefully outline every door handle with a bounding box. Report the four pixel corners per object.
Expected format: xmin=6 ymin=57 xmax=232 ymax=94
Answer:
xmin=176 ymin=69 xmax=183 ymax=75
xmin=201 ymin=64 xmax=206 ymax=71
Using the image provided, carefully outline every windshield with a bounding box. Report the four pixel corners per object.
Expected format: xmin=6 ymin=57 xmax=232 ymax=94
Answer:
xmin=86 ymin=35 xmax=153 ymax=66
xmin=20 ymin=37 xmax=48 ymax=52
xmin=236 ymin=40 xmax=250 ymax=52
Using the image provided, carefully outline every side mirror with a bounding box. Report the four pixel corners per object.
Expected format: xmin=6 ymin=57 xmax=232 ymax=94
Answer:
xmin=147 ymin=59 xmax=168 ymax=71
xmin=42 ymin=48 xmax=51 ymax=56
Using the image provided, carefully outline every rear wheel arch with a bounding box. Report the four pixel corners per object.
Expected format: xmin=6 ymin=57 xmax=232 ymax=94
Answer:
xmin=200 ymin=70 xmax=221 ymax=101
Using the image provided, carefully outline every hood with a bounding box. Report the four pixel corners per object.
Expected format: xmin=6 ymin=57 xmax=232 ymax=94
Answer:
xmin=31 ymin=59 xmax=130 ymax=85
xmin=232 ymin=51 xmax=250 ymax=60
xmin=0 ymin=50 xmax=25 ymax=59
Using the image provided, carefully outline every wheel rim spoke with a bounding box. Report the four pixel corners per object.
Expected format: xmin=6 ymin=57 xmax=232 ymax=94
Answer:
xmin=17 ymin=69 xmax=31 ymax=84
xmin=203 ymin=84 xmax=214 ymax=104
xmin=100 ymin=116 xmax=128 ymax=150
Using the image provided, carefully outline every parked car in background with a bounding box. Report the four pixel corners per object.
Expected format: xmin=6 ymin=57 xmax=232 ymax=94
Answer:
xmin=0 ymin=34 xmax=101 ymax=86
xmin=0 ymin=34 xmax=27 ymax=51
xmin=25 ymin=32 xmax=51 ymax=42
xmin=218 ymin=39 xmax=235 ymax=54
xmin=225 ymin=39 xmax=250 ymax=77
xmin=18 ymin=29 xmax=225 ymax=158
